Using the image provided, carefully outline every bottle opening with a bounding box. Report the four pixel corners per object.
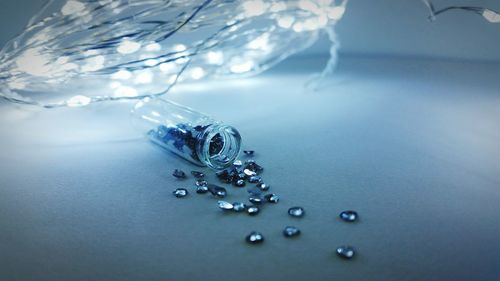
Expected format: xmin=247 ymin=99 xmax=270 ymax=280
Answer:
xmin=199 ymin=124 xmax=242 ymax=170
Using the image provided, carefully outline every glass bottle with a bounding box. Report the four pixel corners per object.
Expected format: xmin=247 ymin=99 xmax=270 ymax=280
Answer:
xmin=132 ymin=97 xmax=241 ymax=170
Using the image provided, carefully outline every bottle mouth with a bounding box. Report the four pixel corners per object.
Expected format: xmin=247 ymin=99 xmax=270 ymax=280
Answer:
xmin=197 ymin=124 xmax=242 ymax=170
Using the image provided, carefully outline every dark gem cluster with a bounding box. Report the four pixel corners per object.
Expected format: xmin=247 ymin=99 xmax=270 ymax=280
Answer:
xmin=169 ymin=149 xmax=359 ymax=259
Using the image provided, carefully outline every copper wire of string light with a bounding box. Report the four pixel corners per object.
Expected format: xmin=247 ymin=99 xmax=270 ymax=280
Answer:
xmin=0 ymin=0 xmax=348 ymax=108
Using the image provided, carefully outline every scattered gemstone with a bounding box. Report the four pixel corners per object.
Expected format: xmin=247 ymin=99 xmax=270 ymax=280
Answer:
xmin=216 ymin=170 xmax=232 ymax=183
xmin=207 ymin=184 xmax=227 ymax=198
xmin=339 ymin=210 xmax=358 ymax=222
xmin=196 ymin=185 xmax=209 ymax=194
xmin=173 ymin=188 xmax=188 ymax=198
xmin=172 ymin=169 xmax=186 ymax=179
xmin=288 ymin=207 xmax=305 ymax=217
xmin=244 ymin=161 xmax=263 ymax=173
xmin=248 ymin=176 xmax=262 ymax=183
xmin=243 ymin=169 xmax=257 ymax=177
xmin=191 ymin=171 xmax=205 ymax=179
xmin=256 ymin=183 xmax=269 ymax=191
xmin=233 ymin=160 xmax=243 ymax=167
xmin=234 ymin=179 xmax=246 ymax=187
xmin=264 ymin=193 xmax=279 ymax=203
xmin=249 ymin=195 xmax=264 ymax=205
xmin=246 ymin=231 xmax=264 ymax=244
xmin=232 ymin=202 xmax=246 ymax=212
xmin=195 ymin=179 xmax=208 ymax=187
xmin=243 ymin=150 xmax=255 ymax=156
xmin=283 ymin=226 xmax=301 ymax=238
xmin=247 ymin=206 xmax=260 ymax=216
xmin=336 ymin=246 xmax=355 ymax=259
xmin=218 ymin=201 xmax=234 ymax=210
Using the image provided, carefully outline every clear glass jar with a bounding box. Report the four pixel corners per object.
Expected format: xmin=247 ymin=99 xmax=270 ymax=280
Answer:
xmin=132 ymin=97 xmax=241 ymax=170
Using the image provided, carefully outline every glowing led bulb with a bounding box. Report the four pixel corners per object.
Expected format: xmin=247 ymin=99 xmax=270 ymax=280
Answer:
xmin=190 ymin=67 xmax=205 ymax=80
xmin=117 ymin=40 xmax=141 ymax=54
xmin=67 ymin=95 xmax=91 ymax=107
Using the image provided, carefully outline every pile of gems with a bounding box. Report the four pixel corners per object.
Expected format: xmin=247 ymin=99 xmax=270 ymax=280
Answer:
xmin=171 ymin=150 xmax=359 ymax=260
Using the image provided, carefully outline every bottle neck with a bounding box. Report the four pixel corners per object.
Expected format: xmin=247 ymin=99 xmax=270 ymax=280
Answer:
xmin=196 ymin=124 xmax=241 ymax=170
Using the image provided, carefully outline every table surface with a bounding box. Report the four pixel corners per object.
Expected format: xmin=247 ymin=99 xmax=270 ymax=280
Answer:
xmin=1 ymin=56 xmax=499 ymax=281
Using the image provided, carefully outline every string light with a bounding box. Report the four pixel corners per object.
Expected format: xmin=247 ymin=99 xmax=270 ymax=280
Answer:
xmin=0 ymin=0 xmax=348 ymax=109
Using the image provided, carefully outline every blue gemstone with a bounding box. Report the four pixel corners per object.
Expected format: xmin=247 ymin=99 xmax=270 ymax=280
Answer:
xmin=243 ymin=150 xmax=255 ymax=156
xmin=247 ymin=206 xmax=260 ymax=216
xmin=248 ymin=176 xmax=262 ymax=183
xmin=336 ymin=246 xmax=355 ymax=259
xmin=249 ymin=195 xmax=264 ymax=205
xmin=234 ymin=179 xmax=246 ymax=187
xmin=196 ymin=185 xmax=209 ymax=194
xmin=283 ymin=226 xmax=301 ymax=238
xmin=173 ymin=188 xmax=188 ymax=198
xmin=207 ymin=184 xmax=227 ymax=198
xmin=246 ymin=231 xmax=264 ymax=244
xmin=339 ymin=210 xmax=358 ymax=222
xmin=288 ymin=207 xmax=304 ymax=217
xmin=243 ymin=169 xmax=257 ymax=177
xmin=232 ymin=202 xmax=246 ymax=212
xmin=218 ymin=201 xmax=234 ymax=210
xmin=195 ymin=179 xmax=208 ymax=187
xmin=191 ymin=171 xmax=205 ymax=179
xmin=172 ymin=169 xmax=186 ymax=179
xmin=264 ymin=193 xmax=279 ymax=203
xmin=256 ymin=183 xmax=269 ymax=191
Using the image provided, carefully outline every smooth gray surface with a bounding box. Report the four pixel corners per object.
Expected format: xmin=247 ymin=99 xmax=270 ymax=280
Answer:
xmin=1 ymin=56 xmax=500 ymax=281
xmin=1 ymin=0 xmax=500 ymax=61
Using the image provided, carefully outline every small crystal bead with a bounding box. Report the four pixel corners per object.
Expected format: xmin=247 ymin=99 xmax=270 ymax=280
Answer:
xmin=339 ymin=210 xmax=358 ymax=222
xmin=288 ymin=207 xmax=305 ymax=217
xmin=246 ymin=231 xmax=264 ymax=244
xmin=173 ymin=188 xmax=188 ymax=198
xmin=172 ymin=169 xmax=186 ymax=179
xmin=218 ymin=201 xmax=234 ymax=210
xmin=247 ymin=206 xmax=260 ymax=216
xmin=283 ymin=226 xmax=301 ymax=238
xmin=336 ymin=246 xmax=355 ymax=259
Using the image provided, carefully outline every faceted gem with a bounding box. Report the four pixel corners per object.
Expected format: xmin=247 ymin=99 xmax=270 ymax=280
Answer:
xmin=283 ymin=226 xmax=301 ymax=238
xmin=264 ymin=193 xmax=279 ymax=203
xmin=234 ymin=179 xmax=246 ymax=187
xmin=191 ymin=171 xmax=205 ymax=179
xmin=233 ymin=160 xmax=243 ymax=167
xmin=256 ymin=183 xmax=269 ymax=191
xmin=173 ymin=188 xmax=188 ymax=198
xmin=244 ymin=161 xmax=263 ymax=173
xmin=172 ymin=169 xmax=186 ymax=179
xmin=243 ymin=150 xmax=255 ymax=156
xmin=339 ymin=210 xmax=358 ymax=222
xmin=336 ymin=246 xmax=355 ymax=259
xmin=195 ymin=179 xmax=208 ymax=187
xmin=196 ymin=185 xmax=209 ymax=194
xmin=218 ymin=201 xmax=234 ymax=210
xmin=243 ymin=169 xmax=257 ymax=177
xmin=232 ymin=202 xmax=246 ymax=212
xmin=249 ymin=195 xmax=264 ymax=205
xmin=209 ymin=133 xmax=224 ymax=155
xmin=248 ymin=176 xmax=262 ymax=183
xmin=207 ymin=184 xmax=227 ymax=198
xmin=246 ymin=231 xmax=264 ymax=244
xmin=216 ymin=170 xmax=232 ymax=184
xmin=247 ymin=206 xmax=260 ymax=216
xmin=288 ymin=207 xmax=305 ymax=217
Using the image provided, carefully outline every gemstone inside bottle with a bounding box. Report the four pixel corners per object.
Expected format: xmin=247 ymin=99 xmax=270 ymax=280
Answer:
xmin=132 ymin=97 xmax=241 ymax=170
